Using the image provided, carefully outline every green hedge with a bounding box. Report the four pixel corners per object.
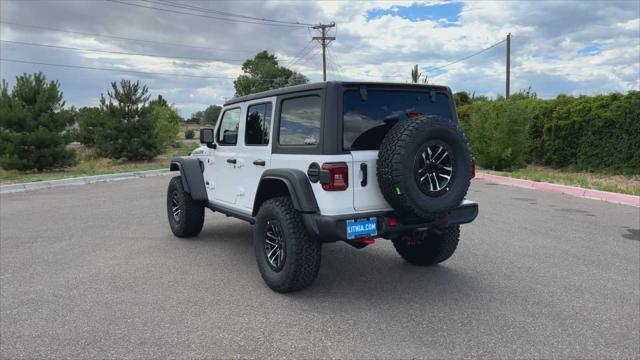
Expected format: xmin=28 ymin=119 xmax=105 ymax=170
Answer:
xmin=458 ymin=91 xmax=639 ymax=173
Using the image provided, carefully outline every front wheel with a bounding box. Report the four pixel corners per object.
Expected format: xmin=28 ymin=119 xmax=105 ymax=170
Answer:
xmin=254 ymin=197 xmax=321 ymax=293
xmin=391 ymin=225 xmax=460 ymax=266
xmin=167 ymin=176 xmax=205 ymax=238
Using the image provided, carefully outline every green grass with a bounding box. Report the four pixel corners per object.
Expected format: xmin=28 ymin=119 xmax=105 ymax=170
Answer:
xmin=0 ymin=142 xmax=199 ymax=185
xmin=489 ymin=166 xmax=640 ymax=196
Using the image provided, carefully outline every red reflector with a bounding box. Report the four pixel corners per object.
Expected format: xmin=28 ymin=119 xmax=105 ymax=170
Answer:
xmin=388 ymin=217 xmax=398 ymax=227
xmin=321 ymin=162 xmax=349 ymax=191
xmin=361 ymin=238 xmax=375 ymax=245
xmin=471 ymin=158 xmax=476 ymax=179
xmin=406 ymin=111 xmax=423 ymax=118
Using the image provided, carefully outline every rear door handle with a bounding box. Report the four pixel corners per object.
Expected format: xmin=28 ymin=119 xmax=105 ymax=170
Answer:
xmin=360 ymin=163 xmax=368 ymax=187
xmin=253 ymin=159 xmax=266 ymax=166
xmin=226 ymin=158 xmax=237 ymax=164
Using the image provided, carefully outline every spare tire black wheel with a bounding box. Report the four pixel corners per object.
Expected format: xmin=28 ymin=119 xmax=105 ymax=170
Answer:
xmin=377 ymin=115 xmax=471 ymax=219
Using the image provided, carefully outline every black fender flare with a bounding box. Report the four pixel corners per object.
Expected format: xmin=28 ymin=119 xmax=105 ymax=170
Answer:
xmin=252 ymin=169 xmax=319 ymax=216
xmin=169 ymin=157 xmax=207 ymax=202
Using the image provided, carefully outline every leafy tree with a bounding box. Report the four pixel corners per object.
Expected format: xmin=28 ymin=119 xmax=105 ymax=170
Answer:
xmin=96 ymin=79 xmax=162 ymax=160
xmin=234 ymin=51 xmax=309 ymax=96
xmin=0 ymin=72 xmax=76 ymax=170
xmin=184 ymin=129 xmax=195 ymax=139
xmin=189 ymin=111 xmax=204 ymax=124
xmin=202 ymin=104 xmax=222 ymax=125
xmin=150 ymin=100 xmax=181 ymax=148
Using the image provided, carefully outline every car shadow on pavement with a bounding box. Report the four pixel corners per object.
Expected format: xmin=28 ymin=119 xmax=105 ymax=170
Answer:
xmin=193 ymin=218 xmax=486 ymax=304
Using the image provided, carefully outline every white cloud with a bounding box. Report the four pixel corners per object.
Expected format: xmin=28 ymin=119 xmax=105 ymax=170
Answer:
xmin=1 ymin=0 xmax=638 ymax=117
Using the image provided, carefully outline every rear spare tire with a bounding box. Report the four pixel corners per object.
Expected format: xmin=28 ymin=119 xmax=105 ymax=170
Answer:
xmin=377 ymin=115 xmax=471 ymax=219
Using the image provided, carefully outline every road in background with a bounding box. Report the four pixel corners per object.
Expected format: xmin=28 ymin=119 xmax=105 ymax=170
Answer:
xmin=1 ymin=177 xmax=638 ymax=359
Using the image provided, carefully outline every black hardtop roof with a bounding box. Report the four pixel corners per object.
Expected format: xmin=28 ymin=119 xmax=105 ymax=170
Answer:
xmin=223 ymin=81 xmax=451 ymax=106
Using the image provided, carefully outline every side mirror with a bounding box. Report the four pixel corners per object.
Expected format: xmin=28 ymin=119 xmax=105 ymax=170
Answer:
xmin=199 ymin=128 xmax=216 ymax=149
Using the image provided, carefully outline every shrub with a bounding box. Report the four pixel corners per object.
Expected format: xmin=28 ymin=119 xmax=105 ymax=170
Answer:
xmin=0 ymin=73 xmax=76 ymax=171
xmin=463 ymin=97 xmax=537 ymax=170
xmin=184 ymin=129 xmax=195 ymax=139
xmin=539 ymin=92 xmax=639 ymax=173
xmin=457 ymin=90 xmax=639 ymax=174
xmin=150 ymin=102 xmax=181 ymax=148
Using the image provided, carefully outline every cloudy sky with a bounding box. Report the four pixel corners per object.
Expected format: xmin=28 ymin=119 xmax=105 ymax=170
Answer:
xmin=1 ymin=0 xmax=638 ymax=117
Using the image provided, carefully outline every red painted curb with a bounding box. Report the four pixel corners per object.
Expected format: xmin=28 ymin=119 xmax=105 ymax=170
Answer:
xmin=475 ymin=172 xmax=639 ymax=207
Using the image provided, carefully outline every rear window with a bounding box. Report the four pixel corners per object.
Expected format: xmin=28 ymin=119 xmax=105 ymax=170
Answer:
xmin=343 ymin=90 xmax=452 ymax=151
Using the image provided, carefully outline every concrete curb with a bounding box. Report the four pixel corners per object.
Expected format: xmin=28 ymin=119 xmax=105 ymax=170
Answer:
xmin=475 ymin=171 xmax=640 ymax=207
xmin=0 ymin=169 xmax=172 ymax=194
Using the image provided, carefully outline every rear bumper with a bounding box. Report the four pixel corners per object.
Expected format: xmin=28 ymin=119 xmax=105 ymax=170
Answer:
xmin=303 ymin=200 xmax=478 ymax=242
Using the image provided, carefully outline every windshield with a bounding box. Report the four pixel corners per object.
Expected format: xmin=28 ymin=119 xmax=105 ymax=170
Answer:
xmin=343 ymin=90 xmax=453 ymax=151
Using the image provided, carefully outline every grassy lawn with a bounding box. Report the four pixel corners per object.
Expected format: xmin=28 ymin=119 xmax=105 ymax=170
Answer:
xmin=0 ymin=142 xmax=200 ymax=185
xmin=483 ymin=165 xmax=640 ymax=196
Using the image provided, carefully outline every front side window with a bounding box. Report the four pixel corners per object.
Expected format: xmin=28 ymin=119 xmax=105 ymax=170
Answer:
xmin=343 ymin=90 xmax=453 ymax=150
xmin=217 ymin=108 xmax=241 ymax=145
xmin=245 ymin=103 xmax=272 ymax=146
xmin=279 ymin=96 xmax=321 ymax=146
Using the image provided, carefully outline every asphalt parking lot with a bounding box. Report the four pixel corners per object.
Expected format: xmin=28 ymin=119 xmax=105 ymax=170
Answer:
xmin=1 ymin=176 xmax=638 ymax=359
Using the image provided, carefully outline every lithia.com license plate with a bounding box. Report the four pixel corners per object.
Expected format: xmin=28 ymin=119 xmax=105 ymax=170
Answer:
xmin=346 ymin=218 xmax=378 ymax=239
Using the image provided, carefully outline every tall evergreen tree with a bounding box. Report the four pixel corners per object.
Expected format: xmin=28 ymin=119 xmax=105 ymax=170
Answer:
xmin=96 ymin=79 xmax=162 ymax=160
xmin=0 ymin=72 xmax=75 ymax=171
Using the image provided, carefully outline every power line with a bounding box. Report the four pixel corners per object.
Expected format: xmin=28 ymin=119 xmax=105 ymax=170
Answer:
xmin=325 ymin=46 xmax=344 ymax=79
xmin=0 ymin=40 xmax=245 ymax=63
xmin=0 ymin=21 xmax=250 ymax=54
xmin=327 ymin=39 xmax=508 ymax=80
xmin=295 ymin=45 xmax=322 ymax=68
xmin=288 ymin=42 xmax=320 ymax=68
xmin=153 ymin=0 xmax=315 ymax=27
xmin=283 ymin=40 xmax=314 ymax=68
xmin=0 ymin=58 xmax=308 ymax=82
xmin=108 ymin=0 xmax=310 ymax=28
xmin=426 ymin=39 xmax=507 ymax=73
xmin=1 ymin=58 xmax=238 ymax=79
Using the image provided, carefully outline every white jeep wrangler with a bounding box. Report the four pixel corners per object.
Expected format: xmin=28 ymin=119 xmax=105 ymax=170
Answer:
xmin=167 ymin=82 xmax=478 ymax=293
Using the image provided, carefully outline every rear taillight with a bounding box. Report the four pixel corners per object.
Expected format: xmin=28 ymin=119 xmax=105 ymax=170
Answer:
xmin=471 ymin=158 xmax=476 ymax=179
xmin=321 ymin=162 xmax=349 ymax=191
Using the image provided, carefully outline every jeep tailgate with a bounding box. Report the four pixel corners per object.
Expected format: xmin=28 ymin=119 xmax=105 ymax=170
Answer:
xmin=351 ymin=150 xmax=392 ymax=212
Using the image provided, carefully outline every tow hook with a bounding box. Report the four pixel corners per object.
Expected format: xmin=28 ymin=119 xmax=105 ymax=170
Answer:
xmin=345 ymin=237 xmax=376 ymax=249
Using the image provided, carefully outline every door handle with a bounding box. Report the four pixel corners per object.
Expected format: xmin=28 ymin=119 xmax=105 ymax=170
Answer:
xmin=227 ymin=158 xmax=237 ymax=164
xmin=253 ymin=159 xmax=266 ymax=166
xmin=360 ymin=163 xmax=368 ymax=187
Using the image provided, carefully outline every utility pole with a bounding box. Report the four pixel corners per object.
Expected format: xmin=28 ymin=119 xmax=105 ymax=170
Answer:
xmin=312 ymin=22 xmax=336 ymax=81
xmin=506 ymin=32 xmax=511 ymax=98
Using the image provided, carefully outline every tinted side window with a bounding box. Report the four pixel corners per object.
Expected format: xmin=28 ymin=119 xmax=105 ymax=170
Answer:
xmin=343 ymin=90 xmax=453 ymax=150
xmin=217 ymin=108 xmax=241 ymax=145
xmin=245 ymin=103 xmax=272 ymax=146
xmin=279 ymin=96 xmax=321 ymax=146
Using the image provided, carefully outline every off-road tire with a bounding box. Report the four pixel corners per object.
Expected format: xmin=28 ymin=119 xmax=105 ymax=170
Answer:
xmin=377 ymin=115 xmax=471 ymax=219
xmin=167 ymin=176 xmax=205 ymax=238
xmin=254 ymin=197 xmax=321 ymax=293
xmin=391 ymin=225 xmax=460 ymax=266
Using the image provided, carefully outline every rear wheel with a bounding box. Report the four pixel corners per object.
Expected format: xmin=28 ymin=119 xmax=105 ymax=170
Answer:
xmin=391 ymin=225 xmax=460 ymax=266
xmin=254 ymin=197 xmax=321 ymax=293
xmin=167 ymin=176 xmax=205 ymax=238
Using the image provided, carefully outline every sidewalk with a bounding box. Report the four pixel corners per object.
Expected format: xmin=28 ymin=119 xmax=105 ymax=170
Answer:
xmin=476 ymin=171 xmax=639 ymax=207
xmin=0 ymin=169 xmax=171 ymax=194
